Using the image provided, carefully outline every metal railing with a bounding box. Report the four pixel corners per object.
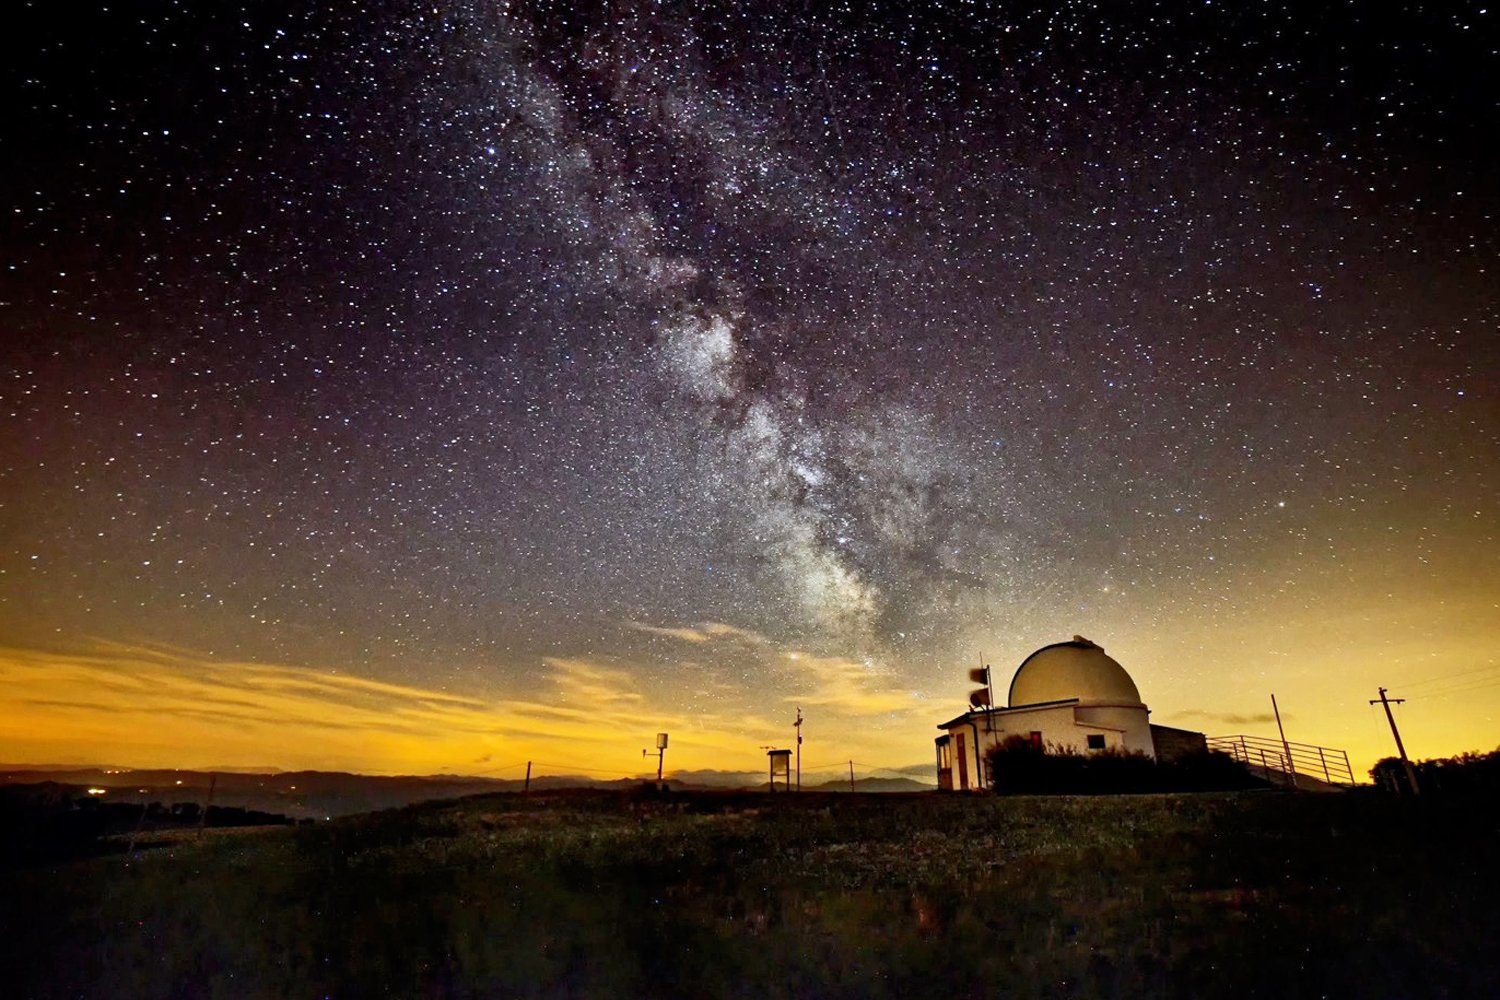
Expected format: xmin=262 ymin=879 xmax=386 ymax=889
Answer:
xmin=1207 ymin=734 xmax=1356 ymax=788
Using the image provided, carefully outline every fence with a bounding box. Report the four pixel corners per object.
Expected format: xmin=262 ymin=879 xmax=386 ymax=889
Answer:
xmin=1206 ymin=734 xmax=1356 ymax=787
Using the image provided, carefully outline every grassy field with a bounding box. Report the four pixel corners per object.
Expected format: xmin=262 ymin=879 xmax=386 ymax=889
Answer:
xmin=3 ymin=787 xmax=1496 ymax=998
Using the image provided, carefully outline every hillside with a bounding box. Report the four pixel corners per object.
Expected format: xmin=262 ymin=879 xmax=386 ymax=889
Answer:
xmin=4 ymin=788 xmax=1497 ymax=998
xmin=2 ymin=765 xmax=938 ymax=819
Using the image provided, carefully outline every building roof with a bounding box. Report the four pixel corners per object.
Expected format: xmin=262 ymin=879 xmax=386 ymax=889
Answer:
xmin=1007 ymin=636 xmax=1144 ymax=707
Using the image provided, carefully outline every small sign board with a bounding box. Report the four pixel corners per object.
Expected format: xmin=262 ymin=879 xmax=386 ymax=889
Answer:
xmin=767 ymin=748 xmax=792 ymax=791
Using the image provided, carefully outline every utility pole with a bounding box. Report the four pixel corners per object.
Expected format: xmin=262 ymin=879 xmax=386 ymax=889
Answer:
xmin=794 ymin=707 xmax=803 ymax=791
xmin=849 ymin=760 xmax=855 ymax=793
xmin=1271 ymin=694 xmax=1297 ymax=788
xmin=1369 ymin=688 xmax=1420 ymax=795
xmin=524 ymin=761 xmax=532 ymax=794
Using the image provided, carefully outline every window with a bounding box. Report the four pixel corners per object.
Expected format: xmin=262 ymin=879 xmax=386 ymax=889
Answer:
xmin=1087 ymin=734 xmax=1107 ymax=750
xmin=1028 ymin=731 xmax=1043 ymax=750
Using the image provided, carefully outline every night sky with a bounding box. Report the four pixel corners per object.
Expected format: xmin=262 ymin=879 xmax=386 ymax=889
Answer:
xmin=3 ymin=1 xmax=1497 ymax=778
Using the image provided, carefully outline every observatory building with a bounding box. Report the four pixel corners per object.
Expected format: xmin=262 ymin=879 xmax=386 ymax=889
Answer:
xmin=934 ymin=636 xmax=1202 ymax=791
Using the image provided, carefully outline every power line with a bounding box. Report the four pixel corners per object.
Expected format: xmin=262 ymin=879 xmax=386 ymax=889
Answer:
xmin=851 ymin=762 xmax=928 ymax=778
xmin=1400 ymin=663 xmax=1500 ymax=691
xmin=467 ymin=761 xmax=532 ymax=776
xmin=529 ymin=761 xmax=654 ymax=777
xmin=1406 ymin=675 xmax=1500 ymax=701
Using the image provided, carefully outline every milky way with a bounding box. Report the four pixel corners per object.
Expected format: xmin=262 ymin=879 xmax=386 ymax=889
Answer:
xmin=3 ymin=2 xmax=1497 ymax=772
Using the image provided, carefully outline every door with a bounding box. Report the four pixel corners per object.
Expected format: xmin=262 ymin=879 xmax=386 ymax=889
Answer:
xmin=956 ymin=731 xmax=969 ymax=790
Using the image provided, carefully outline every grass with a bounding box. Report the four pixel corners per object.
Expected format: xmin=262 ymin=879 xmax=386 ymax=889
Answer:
xmin=3 ymin=788 xmax=1496 ymax=998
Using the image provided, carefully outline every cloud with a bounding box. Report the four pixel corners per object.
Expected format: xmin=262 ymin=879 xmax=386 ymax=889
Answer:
xmin=625 ymin=620 xmax=768 ymax=645
xmin=544 ymin=657 xmax=646 ymax=705
xmin=627 ymin=622 xmax=716 ymax=643
xmin=781 ymin=651 xmax=921 ymax=716
xmin=1171 ymin=709 xmax=1281 ymax=726
xmin=0 ymin=641 xmax=784 ymax=776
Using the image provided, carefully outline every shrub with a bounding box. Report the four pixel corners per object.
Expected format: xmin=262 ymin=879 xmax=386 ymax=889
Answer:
xmin=1372 ymin=746 xmax=1500 ymax=796
xmin=983 ymin=739 xmax=1259 ymax=795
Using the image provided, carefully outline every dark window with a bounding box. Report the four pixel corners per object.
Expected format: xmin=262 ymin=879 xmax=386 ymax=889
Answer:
xmin=1087 ymin=734 xmax=1107 ymax=750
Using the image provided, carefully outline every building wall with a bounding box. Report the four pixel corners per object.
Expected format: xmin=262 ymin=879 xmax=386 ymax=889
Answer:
xmin=1074 ymin=704 xmax=1155 ymax=758
xmin=941 ymin=702 xmax=1156 ymax=787
xmin=944 ymin=704 xmax=1081 ymax=786
xmin=1149 ymin=724 xmax=1208 ymax=763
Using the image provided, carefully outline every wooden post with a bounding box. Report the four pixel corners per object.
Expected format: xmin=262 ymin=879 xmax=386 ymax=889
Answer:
xmin=197 ymin=772 xmax=217 ymax=840
xmin=1370 ymin=687 xmax=1420 ymax=795
xmin=849 ymin=760 xmax=855 ymax=793
xmin=524 ymin=761 xmax=532 ymax=794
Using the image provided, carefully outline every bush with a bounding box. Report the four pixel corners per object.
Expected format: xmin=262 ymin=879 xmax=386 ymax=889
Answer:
xmin=983 ymin=738 xmax=1260 ymax=795
xmin=1372 ymin=746 xmax=1500 ymax=796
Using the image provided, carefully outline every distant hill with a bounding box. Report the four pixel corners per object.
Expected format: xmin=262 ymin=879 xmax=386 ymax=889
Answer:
xmin=1 ymin=767 xmax=534 ymax=819
xmin=2 ymin=764 xmax=937 ymax=818
xmin=749 ymin=777 xmax=936 ymax=793
xmin=808 ymin=776 xmax=936 ymax=793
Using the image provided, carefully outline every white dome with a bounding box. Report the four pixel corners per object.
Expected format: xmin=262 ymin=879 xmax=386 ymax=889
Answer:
xmin=1008 ymin=637 xmax=1143 ymax=707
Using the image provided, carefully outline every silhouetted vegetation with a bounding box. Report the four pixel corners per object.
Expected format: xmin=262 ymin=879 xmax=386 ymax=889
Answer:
xmin=1372 ymin=745 xmax=1500 ymax=796
xmin=983 ymin=737 xmax=1264 ymax=794
xmin=0 ymin=783 xmax=296 ymax=869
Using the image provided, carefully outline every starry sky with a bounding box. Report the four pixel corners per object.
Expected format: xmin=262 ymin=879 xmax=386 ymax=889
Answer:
xmin=3 ymin=1 xmax=1497 ymax=780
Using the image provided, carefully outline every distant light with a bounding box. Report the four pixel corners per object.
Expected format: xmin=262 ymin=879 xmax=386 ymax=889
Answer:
xmin=175 ymin=779 xmax=183 ymax=785
xmin=86 ymin=787 xmax=106 ymax=796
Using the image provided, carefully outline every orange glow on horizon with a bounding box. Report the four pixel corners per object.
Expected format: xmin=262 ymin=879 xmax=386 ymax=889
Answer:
xmin=3 ymin=607 xmax=1496 ymax=784
xmin=0 ymin=638 xmax=933 ymax=780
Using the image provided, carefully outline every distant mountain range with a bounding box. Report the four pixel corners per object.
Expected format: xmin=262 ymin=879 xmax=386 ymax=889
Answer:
xmin=1 ymin=764 xmax=936 ymax=818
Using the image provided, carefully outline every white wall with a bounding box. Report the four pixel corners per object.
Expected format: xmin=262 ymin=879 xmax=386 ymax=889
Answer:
xmin=944 ymin=701 xmax=1156 ymax=784
xmin=1074 ymin=704 xmax=1155 ymax=758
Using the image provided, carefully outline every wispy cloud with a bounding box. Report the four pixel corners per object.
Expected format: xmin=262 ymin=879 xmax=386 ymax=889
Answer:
xmin=1171 ymin=709 xmax=1281 ymax=726
xmin=781 ymin=651 xmax=922 ymax=716
xmin=0 ymin=641 xmax=780 ymax=775
xmin=544 ymin=657 xmax=647 ymax=705
xmin=625 ymin=620 xmax=768 ymax=645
